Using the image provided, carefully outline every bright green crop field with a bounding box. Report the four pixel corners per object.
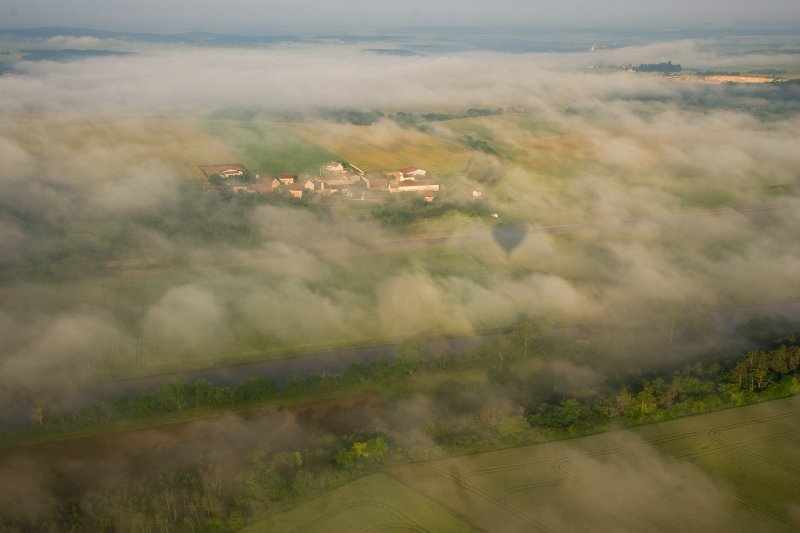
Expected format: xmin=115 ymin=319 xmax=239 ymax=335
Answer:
xmin=205 ymin=119 xmax=343 ymax=176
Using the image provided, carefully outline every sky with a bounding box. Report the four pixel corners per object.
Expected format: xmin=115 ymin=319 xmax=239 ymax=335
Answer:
xmin=2 ymin=0 xmax=800 ymax=32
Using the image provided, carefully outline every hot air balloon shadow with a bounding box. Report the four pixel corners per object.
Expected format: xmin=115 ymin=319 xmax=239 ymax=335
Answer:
xmin=492 ymin=223 xmax=526 ymax=256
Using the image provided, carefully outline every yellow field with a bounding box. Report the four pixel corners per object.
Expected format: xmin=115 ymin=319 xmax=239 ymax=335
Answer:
xmin=436 ymin=113 xmax=599 ymax=175
xmin=280 ymin=121 xmax=472 ymax=176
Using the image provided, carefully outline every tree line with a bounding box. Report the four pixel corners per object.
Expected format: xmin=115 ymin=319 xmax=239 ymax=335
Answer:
xmin=19 ymin=342 xmax=429 ymax=434
xmin=529 ymin=345 xmax=800 ymax=435
xmin=371 ymin=194 xmax=493 ymax=224
xmin=4 ymin=318 xmax=800 ymax=531
xmin=3 ymin=429 xmax=393 ymax=532
xmin=636 ymin=61 xmax=682 ymax=73
xmin=15 ymin=319 xmax=800 ymax=441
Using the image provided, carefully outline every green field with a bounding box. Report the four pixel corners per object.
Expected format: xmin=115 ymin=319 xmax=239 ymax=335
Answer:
xmin=205 ymin=120 xmax=343 ymax=176
xmin=261 ymin=396 xmax=800 ymax=533
xmin=242 ymin=473 xmax=478 ymax=533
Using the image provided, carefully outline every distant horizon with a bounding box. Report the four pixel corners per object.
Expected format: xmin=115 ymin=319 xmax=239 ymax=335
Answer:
xmin=2 ymin=0 xmax=799 ymax=35
xmin=2 ymin=23 xmax=800 ymax=38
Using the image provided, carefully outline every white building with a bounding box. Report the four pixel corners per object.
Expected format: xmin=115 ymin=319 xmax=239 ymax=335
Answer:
xmin=394 ymin=179 xmax=440 ymax=193
xmin=324 ymin=161 xmax=345 ymax=173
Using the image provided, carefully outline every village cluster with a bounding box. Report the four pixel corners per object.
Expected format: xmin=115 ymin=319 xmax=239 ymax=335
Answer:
xmin=199 ymin=161 xmax=443 ymax=202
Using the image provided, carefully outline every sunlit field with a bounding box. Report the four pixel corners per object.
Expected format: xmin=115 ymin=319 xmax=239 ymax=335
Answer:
xmin=242 ymin=473 xmax=475 ymax=533
xmin=282 ymin=121 xmax=472 ymax=176
xmin=205 ymin=120 xmax=343 ymax=176
xmin=385 ymin=396 xmax=800 ymax=533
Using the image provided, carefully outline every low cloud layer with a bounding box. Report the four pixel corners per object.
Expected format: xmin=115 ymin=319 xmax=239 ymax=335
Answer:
xmin=0 ymin=37 xmax=799 ymax=405
xmin=2 ymin=38 xmax=798 ymax=116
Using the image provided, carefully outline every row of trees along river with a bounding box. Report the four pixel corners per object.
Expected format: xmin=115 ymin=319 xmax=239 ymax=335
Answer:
xmin=4 ymin=315 xmax=800 ymax=531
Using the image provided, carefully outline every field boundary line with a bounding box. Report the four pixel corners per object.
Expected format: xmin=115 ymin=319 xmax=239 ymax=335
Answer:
xmin=284 ymin=499 xmax=422 ymax=533
xmin=448 ymin=406 xmax=800 ymax=531
xmin=386 ymin=470 xmax=489 ymax=533
xmin=430 ymin=466 xmax=554 ymax=533
xmin=707 ymin=415 xmax=800 ymax=475
xmin=457 ymin=407 xmax=800 ymax=484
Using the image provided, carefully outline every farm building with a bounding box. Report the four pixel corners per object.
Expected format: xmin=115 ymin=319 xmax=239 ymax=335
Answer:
xmin=324 ymin=161 xmax=345 ymax=173
xmin=198 ymin=163 xmax=250 ymax=180
xmin=363 ymin=176 xmax=390 ymax=190
xmin=286 ymin=183 xmax=307 ymax=198
xmin=277 ymin=174 xmax=296 ymax=185
xmin=399 ymin=167 xmax=427 ymax=178
xmin=394 ymin=179 xmax=440 ymax=193
xmin=319 ymin=172 xmax=360 ymax=193
xmin=389 ymin=167 xmax=428 ymax=181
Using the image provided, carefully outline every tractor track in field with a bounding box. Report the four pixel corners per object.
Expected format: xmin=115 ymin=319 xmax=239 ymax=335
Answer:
xmin=438 ymin=404 xmax=800 ymax=531
xmin=284 ymin=499 xmax=425 ymax=533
